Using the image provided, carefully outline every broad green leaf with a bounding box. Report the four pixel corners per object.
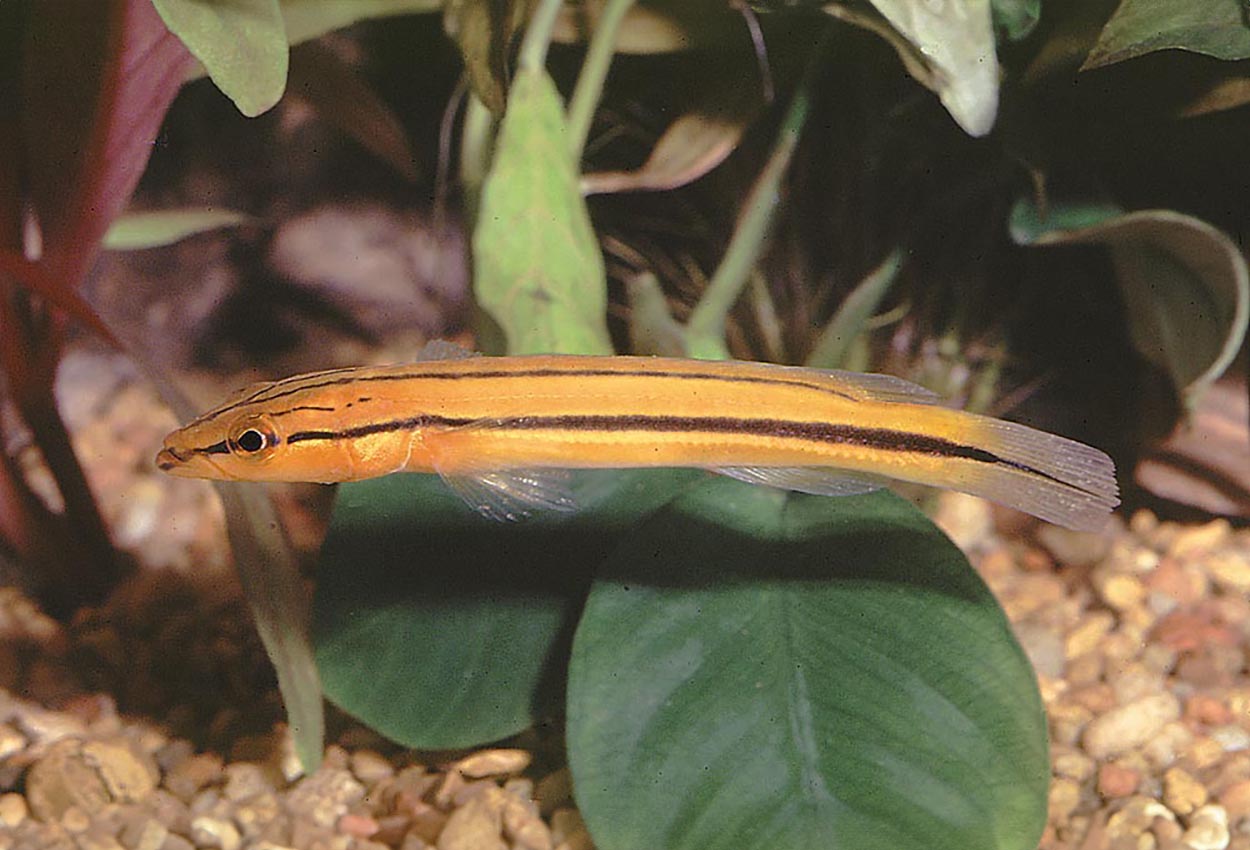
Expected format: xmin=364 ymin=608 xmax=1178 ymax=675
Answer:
xmin=281 ymin=0 xmax=444 ymax=47
xmin=153 ymin=0 xmax=288 ymax=117
xmin=103 ymin=208 xmax=254 ymax=250
xmin=444 ymin=0 xmax=535 ymax=115
xmin=314 ymin=470 xmax=697 ymax=748
xmin=568 ymin=481 xmax=1048 ymax=850
xmin=1084 ymin=0 xmax=1250 ymax=69
xmin=1011 ymin=199 xmax=1250 ymax=405
xmin=992 ymin=0 xmax=1040 ymax=41
xmin=866 ymin=0 xmax=999 ymax=136
xmin=472 ymin=67 xmax=612 ymax=355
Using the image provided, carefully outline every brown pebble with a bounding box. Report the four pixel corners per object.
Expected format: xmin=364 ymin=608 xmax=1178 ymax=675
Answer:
xmin=437 ymin=792 xmax=506 ymax=850
xmin=1098 ymin=762 xmax=1140 ymax=798
xmin=1218 ymin=780 xmax=1250 ymax=821
xmin=119 ymin=817 xmax=168 ymax=850
xmin=349 ymin=750 xmax=395 ymax=785
xmin=26 ymin=737 xmax=157 ymax=821
xmin=1097 ymin=572 xmax=1146 ymax=611
xmin=1164 ymin=766 xmax=1208 ymax=815
xmin=454 ymin=749 xmax=532 ymax=779
xmin=1083 ymin=693 xmax=1181 ymax=759
xmin=0 ymin=792 xmax=27 ymax=827
xmin=191 ymin=815 xmax=242 ymax=850
xmin=1187 ymin=695 xmax=1234 ymax=727
xmin=338 ymin=813 xmax=380 ymax=838
xmin=164 ymin=752 xmax=224 ymax=802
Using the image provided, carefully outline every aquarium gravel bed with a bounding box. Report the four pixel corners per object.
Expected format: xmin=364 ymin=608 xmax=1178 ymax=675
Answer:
xmin=0 ymin=500 xmax=1247 ymax=850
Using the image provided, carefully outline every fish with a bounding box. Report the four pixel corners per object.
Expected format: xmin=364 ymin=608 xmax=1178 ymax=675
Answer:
xmin=156 ymin=341 xmax=1119 ymax=530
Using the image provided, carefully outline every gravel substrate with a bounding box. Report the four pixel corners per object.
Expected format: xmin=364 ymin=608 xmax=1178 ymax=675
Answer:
xmin=2 ymin=464 xmax=1249 ymax=849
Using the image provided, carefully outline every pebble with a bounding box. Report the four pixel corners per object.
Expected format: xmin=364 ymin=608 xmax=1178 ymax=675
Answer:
xmin=1182 ymin=804 xmax=1230 ymax=850
xmin=1165 ymin=767 xmax=1209 ymax=815
xmin=436 ymin=792 xmax=506 ymax=850
xmin=0 ymin=792 xmax=27 ymax=827
xmin=1083 ymin=693 xmax=1181 ymax=759
xmin=1219 ymin=780 xmax=1250 ymax=820
xmin=454 ymin=749 xmax=532 ymax=780
xmin=1097 ymin=762 xmax=1140 ymax=798
xmin=190 ymin=815 xmax=242 ymax=850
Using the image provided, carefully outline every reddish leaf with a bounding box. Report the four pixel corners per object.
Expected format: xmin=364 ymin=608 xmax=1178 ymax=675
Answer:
xmin=19 ymin=0 xmax=195 ymax=288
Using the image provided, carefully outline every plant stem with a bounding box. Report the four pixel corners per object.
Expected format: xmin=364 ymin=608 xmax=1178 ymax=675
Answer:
xmin=567 ymin=0 xmax=636 ymax=160
xmin=517 ymin=0 xmax=567 ymax=72
xmin=685 ymin=39 xmax=818 ymax=360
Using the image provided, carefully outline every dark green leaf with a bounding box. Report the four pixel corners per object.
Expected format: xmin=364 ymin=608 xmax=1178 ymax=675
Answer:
xmin=1010 ymin=199 xmax=1250 ymax=405
xmin=314 ymin=469 xmax=697 ymax=748
xmin=472 ymin=66 xmax=612 ymax=355
xmin=568 ymin=480 xmax=1048 ymax=850
xmin=992 ymin=0 xmax=1040 ymax=41
xmin=1084 ymin=0 xmax=1250 ymax=68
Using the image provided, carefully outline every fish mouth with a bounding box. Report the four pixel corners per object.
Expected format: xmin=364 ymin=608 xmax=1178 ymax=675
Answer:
xmin=155 ymin=445 xmax=185 ymax=472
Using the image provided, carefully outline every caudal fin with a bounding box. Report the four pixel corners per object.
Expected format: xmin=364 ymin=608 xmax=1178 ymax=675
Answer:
xmin=968 ymin=418 xmax=1119 ymax=532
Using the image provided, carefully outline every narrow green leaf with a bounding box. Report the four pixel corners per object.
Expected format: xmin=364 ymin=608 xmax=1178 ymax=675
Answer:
xmin=1011 ymin=199 xmax=1250 ymax=405
xmin=805 ymin=248 xmax=903 ymax=369
xmin=103 ymin=208 xmax=254 ymax=250
xmin=314 ymin=470 xmax=697 ymax=748
xmin=217 ymin=482 xmax=324 ymax=773
xmin=568 ymin=480 xmax=1048 ymax=850
xmin=472 ymin=66 xmax=612 ymax=355
xmin=685 ymin=65 xmax=812 ymax=360
xmin=627 ymin=272 xmax=687 ymax=357
xmin=866 ymin=0 xmax=999 ymax=135
xmin=1084 ymin=0 xmax=1250 ymax=69
xmin=153 ymin=0 xmax=288 ymax=117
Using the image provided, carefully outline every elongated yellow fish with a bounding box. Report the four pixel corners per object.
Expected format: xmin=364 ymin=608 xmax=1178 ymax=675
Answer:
xmin=156 ymin=342 xmax=1119 ymax=530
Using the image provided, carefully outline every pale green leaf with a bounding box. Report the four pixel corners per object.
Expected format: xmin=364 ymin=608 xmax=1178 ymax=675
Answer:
xmin=472 ymin=67 xmax=612 ymax=355
xmin=1084 ymin=0 xmax=1250 ymax=69
xmin=103 ymin=208 xmax=254 ymax=250
xmin=866 ymin=0 xmax=999 ymax=136
xmin=153 ymin=0 xmax=288 ymax=117
xmin=281 ymin=0 xmax=444 ymax=46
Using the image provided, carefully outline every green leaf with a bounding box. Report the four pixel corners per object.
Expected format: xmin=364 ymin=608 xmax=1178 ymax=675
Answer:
xmin=217 ymin=482 xmax=324 ymax=774
xmin=314 ymin=469 xmax=697 ymax=748
xmin=568 ymin=480 xmax=1048 ymax=850
xmin=1010 ymin=199 xmax=1250 ymax=405
xmin=472 ymin=66 xmax=612 ymax=355
xmin=865 ymin=0 xmax=999 ymax=136
xmin=102 ymin=208 xmax=254 ymax=250
xmin=805 ymin=248 xmax=903 ymax=369
xmin=1084 ymin=0 xmax=1250 ymax=69
xmin=281 ymin=0 xmax=444 ymax=47
xmin=152 ymin=0 xmax=288 ymax=117
xmin=992 ymin=0 xmax=1040 ymax=41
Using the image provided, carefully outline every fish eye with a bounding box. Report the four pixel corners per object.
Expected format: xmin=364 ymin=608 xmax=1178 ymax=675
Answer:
xmin=228 ymin=416 xmax=278 ymax=458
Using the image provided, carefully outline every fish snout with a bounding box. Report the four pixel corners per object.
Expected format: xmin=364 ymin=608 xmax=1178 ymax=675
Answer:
xmin=155 ymin=445 xmax=186 ymax=473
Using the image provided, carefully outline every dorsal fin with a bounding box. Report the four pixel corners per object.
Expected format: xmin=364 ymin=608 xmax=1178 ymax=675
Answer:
xmin=817 ymin=369 xmax=942 ymax=405
xmin=416 ymin=339 xmax=481 ymax=361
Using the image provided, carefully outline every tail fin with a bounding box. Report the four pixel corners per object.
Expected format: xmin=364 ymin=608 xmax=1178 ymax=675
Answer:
xmin=968 ymin=418 xmax=1119 ymax=532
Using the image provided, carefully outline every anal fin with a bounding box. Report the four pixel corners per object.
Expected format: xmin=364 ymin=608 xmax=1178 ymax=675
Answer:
xmin=713 ymin=466 xmax=885 ymax=497
xmin=440 ymin=468 xmax=577 ymax=522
